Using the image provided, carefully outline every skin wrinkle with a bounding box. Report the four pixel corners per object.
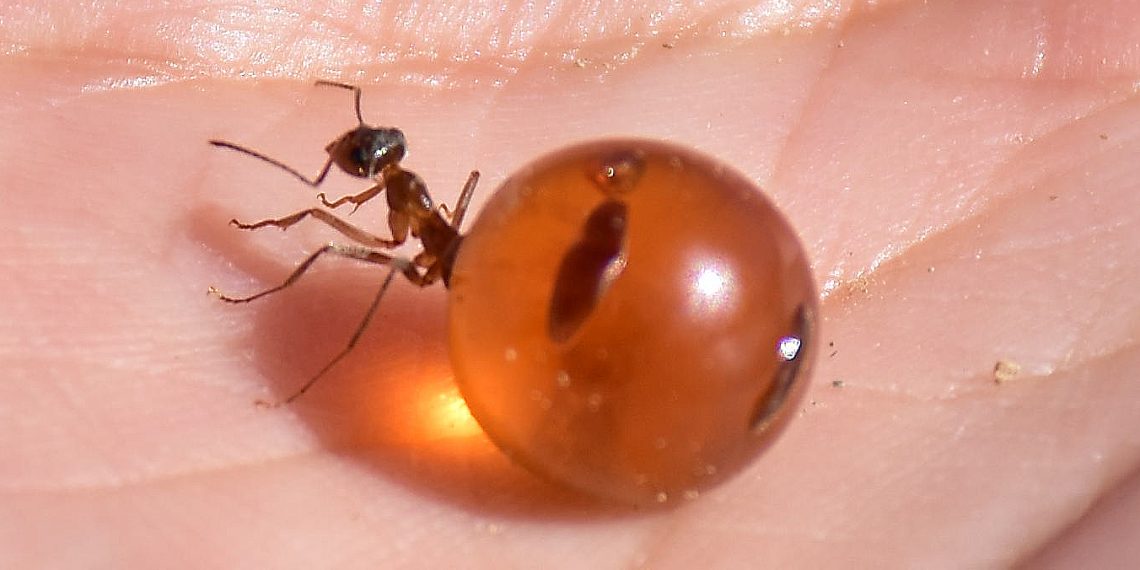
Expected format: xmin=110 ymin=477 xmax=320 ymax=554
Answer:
xmin=1 ymin=1 xmax=861 ymax=84
xmin=782 ymin=27 xmax=1138 ymax=298
xmin=2 ymin=440 xmax=316 ymax=494
xmin=1018 ymin=449 xmax=1140 ymax=567
xmin=765 ymin=31 xmax=846 ymax=291
xmin=814 ymin=80 xmax=1137 ymax=406
xmin=1016 ymin=349 xmax=1140 ymax=566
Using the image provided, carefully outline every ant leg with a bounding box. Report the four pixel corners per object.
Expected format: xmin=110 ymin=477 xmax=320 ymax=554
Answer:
xmin=272 ymin=264 xmax=398 ymax=405
xmin=297 ymin=251 xmax=436 ymax=405
xmin=209 ymin=140 xmax=336 ymax=188
xmin=210 ymin=243 xmax=343 ymax=304
xmin=210 ymin=80 xmax=369 ymax=186
xmin=444 ymin=170 xmax=480 ymax=230
xmin=210 ymin=242 xmax=426 ymax=304
xmin=314 ymin=80 xmax=364 ymax=125
xmin=210 ymin=242 xmax=431 ymax=406
xmin=230 ymin=207 xmax=403 ymax=249
xmin=318 ymin=183 xmax=384 ymax=213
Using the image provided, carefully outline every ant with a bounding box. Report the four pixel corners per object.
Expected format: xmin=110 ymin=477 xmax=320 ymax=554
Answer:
xmin=209 ymin=80 xmax=480 ymax=405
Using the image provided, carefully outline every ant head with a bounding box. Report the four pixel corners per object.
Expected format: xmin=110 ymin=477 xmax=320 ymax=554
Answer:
xmin=327 ymin=126 xmax=408 ymax=179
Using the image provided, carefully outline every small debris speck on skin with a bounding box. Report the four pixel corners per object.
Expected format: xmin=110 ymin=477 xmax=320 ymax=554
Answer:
xmin=994 ymin=359 xmax=1021 ymax=384
xmin=854 ymin=276 xmax=871 ymax=291
xmin=832 ymin=380 xmax=845 ymax=388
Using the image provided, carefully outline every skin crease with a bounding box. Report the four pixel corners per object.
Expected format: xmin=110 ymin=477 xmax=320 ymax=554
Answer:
xmin=0 ymin=0 xmax=1138 ymax=567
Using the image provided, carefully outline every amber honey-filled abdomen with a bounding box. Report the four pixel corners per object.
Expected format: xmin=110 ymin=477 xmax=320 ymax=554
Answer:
xmin=448 ymin=140 xmax=816 ymax=505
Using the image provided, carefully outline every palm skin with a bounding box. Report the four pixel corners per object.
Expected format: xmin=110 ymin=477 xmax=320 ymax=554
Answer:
xmin=1 ymin=1 xmax=1138 ymax=567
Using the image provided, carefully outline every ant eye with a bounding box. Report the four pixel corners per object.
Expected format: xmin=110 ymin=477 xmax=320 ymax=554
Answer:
xmin=351 ymin=147 xmax=375 ymax=174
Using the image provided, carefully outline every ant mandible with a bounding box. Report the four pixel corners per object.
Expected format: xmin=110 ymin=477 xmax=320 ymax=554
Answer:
xmin=208 ymin=80 xmax=480 ymax=405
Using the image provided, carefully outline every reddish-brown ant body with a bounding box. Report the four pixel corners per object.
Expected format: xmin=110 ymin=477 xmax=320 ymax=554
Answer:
xmin=209 ymin=80 xmax=478 ymax=404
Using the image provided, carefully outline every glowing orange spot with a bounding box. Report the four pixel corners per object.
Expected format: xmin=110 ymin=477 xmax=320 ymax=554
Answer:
xmin=419 ymin=381 xmax=483 ymax=440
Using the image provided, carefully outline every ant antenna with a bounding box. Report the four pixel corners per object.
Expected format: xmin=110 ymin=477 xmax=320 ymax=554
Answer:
xmin=314 ymin=80 xmax=365 ymax=125
xmin=209 ymin=140 xmax=335 ymax=187
xmin=207 ymin=80 xmax=374 ymax=187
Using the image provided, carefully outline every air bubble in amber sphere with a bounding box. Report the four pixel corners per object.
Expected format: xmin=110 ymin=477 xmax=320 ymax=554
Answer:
xmin=448 ymin=139 xmax=816 ymax=505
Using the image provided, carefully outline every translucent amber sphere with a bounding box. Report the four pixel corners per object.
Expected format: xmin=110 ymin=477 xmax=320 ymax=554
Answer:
xmin=448 ymin=140 xmax=816 ymax=505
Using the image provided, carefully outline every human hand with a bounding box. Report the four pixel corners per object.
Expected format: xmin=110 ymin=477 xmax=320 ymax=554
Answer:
xmin=1 ymin=1 xmax=1137 ymax=567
